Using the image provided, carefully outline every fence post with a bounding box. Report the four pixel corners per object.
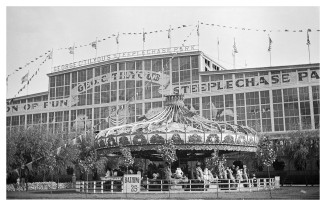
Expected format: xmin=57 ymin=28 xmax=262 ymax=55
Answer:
xmin=94 ymin=181 xmax=96 ymax=193
xmin=146 ymin=178 xmax=149 ymax=192
xmin=111 ymin=181 xmax=113 ymax=193
xmin=190 ymin=179 xmax=192 ymax=191
xmin=161 ymin=180 xmax=163 ymax=191
xmin=101 ymin=181 xmax=103 ymax=193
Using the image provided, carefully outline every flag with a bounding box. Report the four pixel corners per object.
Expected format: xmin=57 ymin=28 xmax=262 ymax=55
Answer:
xmin=21 ymin=73 xmax=28 ymax=84
xmin=268 ymin=35 xmax=273 ymax=52
xmin=168 ymin=28 xmax=171 ymax=39
xmin=306 ymin=29 xmax=311 ymax=45
xmin=91 ymin=41 xmax=97 ymax=49
xmin=233 ymin=38 xmax=238 ymax=54
xmin=143 ymin=31 xmax=146 ymax=43
xmin=116 ymin=33 xmax=119 ymax=44
xmin=68 ymin=46 xmax=74 ymax=54
xmin=197 ymin=24 xmax=200 ymax=36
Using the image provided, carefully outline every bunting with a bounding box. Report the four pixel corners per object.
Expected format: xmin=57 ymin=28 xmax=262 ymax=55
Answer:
xmin=233 ymin=38 xmax=238 ymax=54
xmin=21 ymin=73 xmax=29 ymax=84
xmin=116 ymin=33 xmax=119 ymax=44
xmin=68 ymin=46 xmax=74 ymax=54
xmin=307 ymin=29 xmax=311 ymax=45
xmin=268 ymin=35 xmax=273 ymax=52
xmin=200 ymin=21 xmax=319 ymax=33
xmin=91 ymin=41 xmax=97 ymax=49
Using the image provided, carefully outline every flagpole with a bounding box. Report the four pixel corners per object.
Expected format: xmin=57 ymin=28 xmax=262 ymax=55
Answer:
xmin=217 ymin=37 xmax=220 ymax=62
xmin=308 ymin=44 xmax=311 ymax=64
xmin=26 ymin=70 xmax=29 ymax=96
xmin=95 ymin=37 xmax=98 ymax=59
xmin=197 ymin=21 xmax=200 ymax=50
xmin=169 ymin=25 xmax=172 ymax=50
xmin=269 ymin=50 xmax=272 ymax=67
xmin=51 ymin=48 xmax=54 ymax=72
xmin=143 ymin=28 xmax=145 ymax=52
xmin=72 ymin=42 xmax=75 ymax=63
xmin=306 ymin=29 xmax=311 ymax=64
xmin=233 ymin=38 xmax=236 ymax=69
xmin=233 ymin=51 xmax=235 ymax=69
xmin=116 ymin=32 xmax=120 ymax=54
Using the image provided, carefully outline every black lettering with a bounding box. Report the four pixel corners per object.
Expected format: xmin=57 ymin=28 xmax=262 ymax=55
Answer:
xmin=259 ymin=76 xmax=269 ymax=85
xmin=192 ymin=84 xmax=199 ymax=93
xmin=210 ymin=82 xmax=217 ymax=91
xmin=311 ymin=71 xmax=320 ymax=80
xmin=282 ymin=73 xmax=290 ymax=83
xmin=245 ymin=78 xmax=255 ymax=87
xmin=298 ymin=72 xmax=308 ymax=81
xmin=180 ymin=85 xmax=190 ymax=93
xmin=112 ymin=73 xmax=118 ymax=80
xmin=226 ymin=80 xmax=233 ymax=89
xmin=216 ymin=81 xmax=223 ymax=90
xmin=271 ymin=75 xmax=279 ymax=84
xmin=44 ymin=102 xmax=49 ymax=109
xmin=173 ymin=86 xmax=179 ymax=94
xmin=31 ymin=103 xmax=38 ymax=109
xmin=24 ymin=104 xmax=30 ymax=110
xmin=77 ymin=84 xmax=84 ymax=93
xmin=235 ymin=79 xmax=244 ymax=87
xmin=201 ymin=83 xmax=208 ymax=92
xmin=12 ymin=105 xmax=18 ymax=112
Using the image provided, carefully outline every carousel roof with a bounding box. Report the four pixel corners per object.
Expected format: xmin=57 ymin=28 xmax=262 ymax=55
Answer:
xmin=95 ymin=94 xmax=257 ymax=140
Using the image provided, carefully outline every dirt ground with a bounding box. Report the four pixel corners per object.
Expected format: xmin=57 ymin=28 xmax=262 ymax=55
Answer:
xmin=6 ymin=186 xmax=319 ymax=200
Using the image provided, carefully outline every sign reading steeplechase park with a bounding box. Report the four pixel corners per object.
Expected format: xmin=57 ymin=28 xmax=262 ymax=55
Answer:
xmin=173 ymin=68 xmax=320 ymax=95
xmin=52 ymin=45 xmax=199 ymax=72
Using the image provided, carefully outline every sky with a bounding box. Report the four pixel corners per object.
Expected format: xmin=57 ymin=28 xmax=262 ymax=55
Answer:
xmin=5 ymin=6 xmax=320 ymax=99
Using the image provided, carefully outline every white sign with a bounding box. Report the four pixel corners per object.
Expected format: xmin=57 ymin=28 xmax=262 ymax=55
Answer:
xmin=123 ymin=174 xmax=141 ymax=193
xmin=52 ymin=45 xmax=199 ymax=72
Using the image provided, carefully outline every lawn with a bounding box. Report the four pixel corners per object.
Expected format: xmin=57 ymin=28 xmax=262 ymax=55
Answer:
xmin=7 ymin=186 xmax=319 ymax=199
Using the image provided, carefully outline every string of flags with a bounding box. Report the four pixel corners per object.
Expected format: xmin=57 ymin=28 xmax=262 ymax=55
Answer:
xmin=199 ymin=21 xmax=320 ymax=33
xmin=57 ymin=24 xmax=193 ymax=51
xmin=14 ymin=52 xmax=53 ymax=97
xmin=10 ymin=22 xmax=320 ymax=79
xmin=9 ymin=22 xmax=319 ymax=98
xmin=7 ymin=50 xmax=52 ymax=80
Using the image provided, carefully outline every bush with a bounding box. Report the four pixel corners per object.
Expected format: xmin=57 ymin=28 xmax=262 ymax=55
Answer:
xmin=6 ymin=182 xmax=73 ymax=191
xmin=273 ymin=159 xmax=285 ymax=171
xmin=150 ymin=134 xmax=165 ymax=144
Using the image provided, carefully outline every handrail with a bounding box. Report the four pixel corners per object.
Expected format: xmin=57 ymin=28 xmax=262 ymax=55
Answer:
xmin=75 ymin=177 xmax=276 ymax=194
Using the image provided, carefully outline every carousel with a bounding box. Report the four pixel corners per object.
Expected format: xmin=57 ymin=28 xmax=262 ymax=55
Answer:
xmin=95 ymin=94 xmax=258 ymax=172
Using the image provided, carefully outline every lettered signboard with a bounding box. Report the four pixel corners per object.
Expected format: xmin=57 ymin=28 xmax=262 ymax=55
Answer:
xmin=123 ymin=174 xmax=141 ymax=193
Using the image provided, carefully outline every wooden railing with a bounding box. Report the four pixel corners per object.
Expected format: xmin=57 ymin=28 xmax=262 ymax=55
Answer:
xmin=75 ymin=178 xmax=276 ymax=194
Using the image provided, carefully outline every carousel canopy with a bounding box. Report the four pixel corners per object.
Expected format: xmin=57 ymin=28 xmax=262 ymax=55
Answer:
xmin=95 ymin=94 xmax=257 ymax=141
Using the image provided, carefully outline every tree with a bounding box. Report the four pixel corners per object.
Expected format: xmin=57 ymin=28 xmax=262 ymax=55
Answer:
xmin=256 ymin=136 xmax=277 ymax=198
xmin=157 ymin=140 xmax=178 ymax=180
xmin=7 ymin=126 xmax=52 ymax=181
xmin=118 ymin=147 xmax=134 ymax=174
xmin=205 ymin=149 xmax=226 ymax=177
